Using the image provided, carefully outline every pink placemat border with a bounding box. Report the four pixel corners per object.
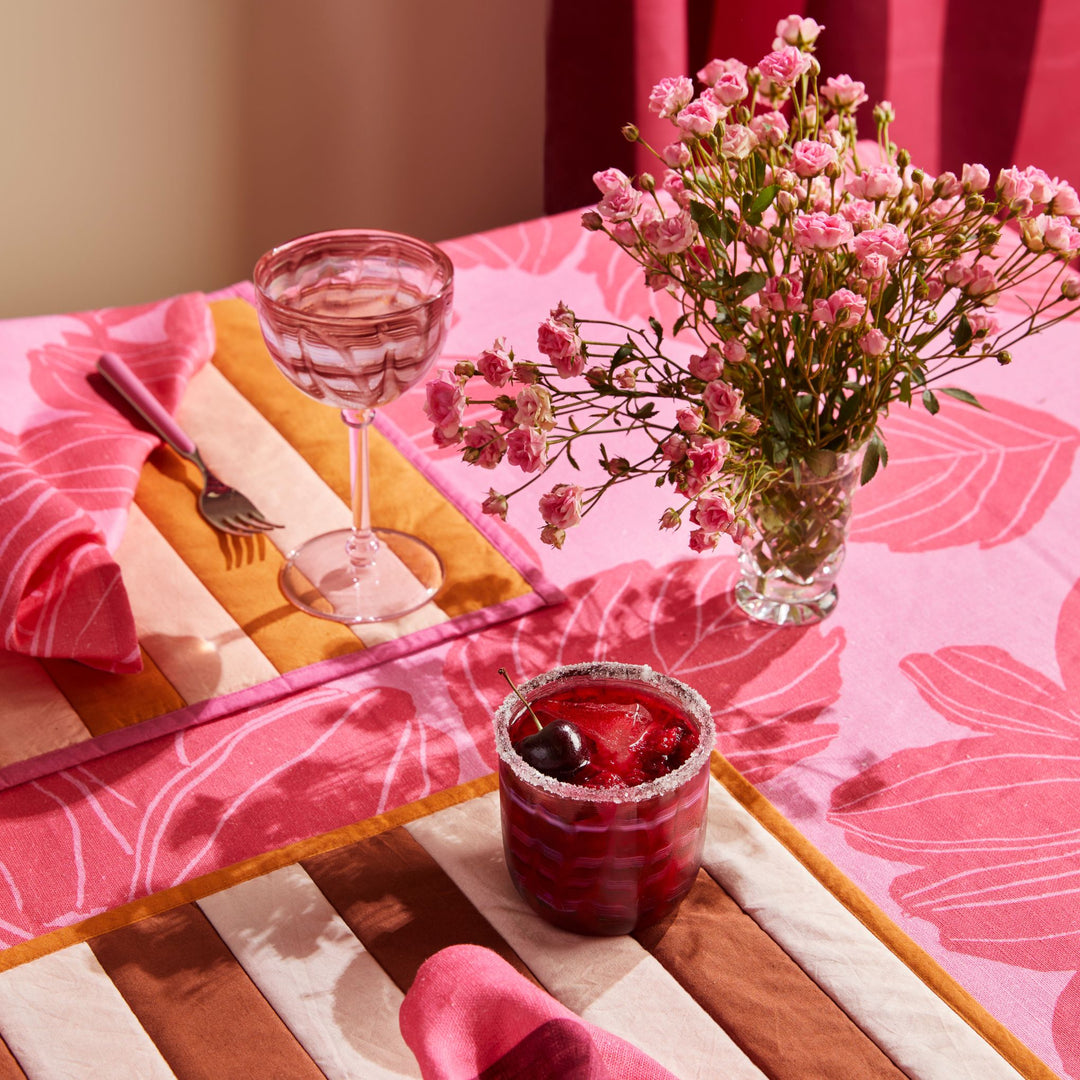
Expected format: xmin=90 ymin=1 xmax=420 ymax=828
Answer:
xmin=0 ymin=407 xmax=563 ymax=794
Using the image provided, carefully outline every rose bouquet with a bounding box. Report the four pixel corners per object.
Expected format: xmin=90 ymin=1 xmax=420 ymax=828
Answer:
xmin=424 ymin=14 xmax=1080 ymax=597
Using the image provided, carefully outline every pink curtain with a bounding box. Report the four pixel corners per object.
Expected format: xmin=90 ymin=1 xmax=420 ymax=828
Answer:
xmin=544 ymin=0 xmax=1080 ymax=213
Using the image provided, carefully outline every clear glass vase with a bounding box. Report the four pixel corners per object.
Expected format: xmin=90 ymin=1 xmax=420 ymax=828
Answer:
xmin=735 ymin=448 xmax=864 ymax=626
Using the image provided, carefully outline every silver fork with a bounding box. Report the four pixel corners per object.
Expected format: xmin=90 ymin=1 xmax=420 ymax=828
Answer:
xmin=96 ymin=352 xmax=283 ymax=536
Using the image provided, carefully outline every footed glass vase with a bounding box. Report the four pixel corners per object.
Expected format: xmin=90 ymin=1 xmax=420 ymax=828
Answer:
xmin=735 ymin=448 xmax=864 ymax=627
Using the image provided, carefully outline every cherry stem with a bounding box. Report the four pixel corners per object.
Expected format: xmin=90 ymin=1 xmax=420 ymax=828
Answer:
xmin=498 ymin=667 xmax=543 ymax=733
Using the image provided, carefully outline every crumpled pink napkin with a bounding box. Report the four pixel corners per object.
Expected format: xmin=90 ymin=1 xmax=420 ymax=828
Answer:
xmin=399 ymin=945 xmax=678 ymax=1080
xmin=0 ymin=292 xmax=215 ymax=673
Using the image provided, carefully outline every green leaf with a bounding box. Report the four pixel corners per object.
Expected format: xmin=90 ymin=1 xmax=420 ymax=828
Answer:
xmin=952 ymin=314 xmax=973 ymax=350
xmin=749 ymin=184 xmax=778 ymax=215
xmin=632 ymin=402 xmax=657 ymax=420
xmin=672 ymin=313 xmax=690 ymax=336
xmin=880 ymin=280 xmax=900 ymax=316
xmin=648 ymin=316 xmax=663 ymax=344
xmin=860 ymin=436 xmax=881 ymax=484
xmin=688 ymin=200 xmax=725 ymax=241
xmin=806 ymin=449 xmax=838 ymax=477
xmin=922 ymin=389 xmax=940 ymax=414
xmin=565 ymin=443 xmax=580 ymax=470
xmin=898 ymin=374 xmax=912 ymax=405
xmin=611 ymin=342 xmax=636 ymax=367
xmin=770 ymin=407 xmax=792 ymax=438
xmin=733 ymin=271 xmax=767 ymax=302
xmin=940 ymin=387 xmax=986 ymax=409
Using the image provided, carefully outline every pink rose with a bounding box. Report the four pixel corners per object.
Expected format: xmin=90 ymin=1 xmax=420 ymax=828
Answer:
xmin=690 ymin=490 xmax=736 ymax=533
xmin=423 ymin=371 xmax=466 ymax=440
xmin=476 ymin=338 xmax=513 ymax=387
xmin=811 ymin=288 xmax=866 ymax=328
xmin=677 ymin=406 xmax=703 ymax=433
xmin=858 ymin=328 xmax=890 ymax=356
xmin=513 ymin=384 xmax=555 ymax=430
xmin=661 ymin=434 xmax=688 ymax=462
xmin=965 ymin=262 xmax=998 ymax=299
xmin=697 ymin=57 xmax=748 ymax=85
xmin=821 ymin=74 xmax=867 ymax=110
xmin=676 ymin=96 xmax=725 ymax=138
xmin=1050 ymin=180 xmax=1080 ymax=218
xmin=790 ymin=139 xmax=839 ymax=178
xmin=773 ymin=14 xmax=822 ymax=47
xmin=462 ymin=420 xmax=506 ymax=469
xmin=703 ymin=381 xmax=743 ymax=427
xmin=961 ymin=163 xmax=991 ymax=193
xmin=481 ymin=489 xmax=508 ymax=520
xmin=967 ymin=311 xmax=999 ymax=337
xmin=997 ymin=167 xmax=1036 ymax=213
xmin=722 ymin=338 xmax=748 ymax=364
xmin=648 ymin=76 xmax=694 ymax=119
xmin=537 ymin=317 xmax=585 ymax=377
xmin=597 ymin=184 xmax=641 ymax=222
xmin=1021 ymin=166 xmax=1055 ymax=205
xmin=1043 ymin=215 xmax=1080 ymax=254
xmin=506 ymin=426 xmax=547 ymax=473
xmin=659 ymin=508 xmax=682 ymax=530
xmin=840 ymin=198 xmax=880 ymax=230
xmin=708 ymin=71 xmax=748 ymax=106
xmin=538 ymin=483 xmax=584 ymax=529
xmin=686 ymin=436 xmax=729 ymax=484
xmin=643 ymin=209 xmax=698 ymax=254
xmin=661 ymin=141 xmax=693 ymax=168
xmin=749 ymin=109 xmax=789 ymax=147
xmin=719 ymin=124 xmax=758 ymax=159
xmin=688 ymin=527 xmax=722 ymax=552
xmin=852 ymin=224 xmax=909 ymax=266
xmin=593 ymin=168 xmax=631 ymax=195
xmin=793 ymin=211 xmax=854 ymax=252
xmin=848 ymin=166 xmax=902 ymax=201
xmin=688 ymin=346 xmax=724 ymax=381
xmin=539 ymin=525 xmax=566 ymax=549
xmin=757 ymin=46 xmax=813 ymax=88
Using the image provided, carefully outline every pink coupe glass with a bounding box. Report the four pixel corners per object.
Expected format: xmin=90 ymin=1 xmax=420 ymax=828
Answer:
xmin=253 ymin=229 xmax=453 ymax=623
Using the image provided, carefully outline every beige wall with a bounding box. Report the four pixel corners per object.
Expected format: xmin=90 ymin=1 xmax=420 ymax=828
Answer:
xmin=1 ymin=0 xmax=548 ymax=318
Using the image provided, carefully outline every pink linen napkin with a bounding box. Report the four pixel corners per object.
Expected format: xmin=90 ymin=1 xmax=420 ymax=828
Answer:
xmin=0 ymin=293 xmax=215 ymax=673
xmin=399 ymin=945 xmax=678 ymax=1080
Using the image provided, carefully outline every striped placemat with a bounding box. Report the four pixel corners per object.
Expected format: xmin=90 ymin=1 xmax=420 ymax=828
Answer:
xmin=0 ymin=756 xmax=1053 ymax=1080
xmin=0 ymin=299 xmax=560 ymax=791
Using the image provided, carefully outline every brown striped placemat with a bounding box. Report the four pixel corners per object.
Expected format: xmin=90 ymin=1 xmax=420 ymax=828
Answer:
xmin=0 ymin=756 xmax=1054 ymax=1080
xmin=0 ymin=299 xmax=560 ymax=791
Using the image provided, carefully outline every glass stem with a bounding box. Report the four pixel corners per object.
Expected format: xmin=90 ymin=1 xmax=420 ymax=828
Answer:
xmin=342 ymin=407 xmax=379 ymax=573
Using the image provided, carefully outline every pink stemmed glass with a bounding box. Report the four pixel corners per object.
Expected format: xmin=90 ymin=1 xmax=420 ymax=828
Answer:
xmin=253 ymin=229 xmax=453 ymax=623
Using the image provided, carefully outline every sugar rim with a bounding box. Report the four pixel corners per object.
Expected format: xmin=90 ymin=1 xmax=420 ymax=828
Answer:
xmin=493 ymin=661 xmax=715 ymax=804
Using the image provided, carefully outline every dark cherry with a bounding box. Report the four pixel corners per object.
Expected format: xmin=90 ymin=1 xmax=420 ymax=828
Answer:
xmin=514 ymin=718 xmax=590 ymax=780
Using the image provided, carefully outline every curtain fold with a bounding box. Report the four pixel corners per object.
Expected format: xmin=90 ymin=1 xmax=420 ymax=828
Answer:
xmin=544 ymin=0 xmax=1078 ymax=215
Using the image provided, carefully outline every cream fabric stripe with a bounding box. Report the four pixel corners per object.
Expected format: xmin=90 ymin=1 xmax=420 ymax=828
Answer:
xmin=0 ymin=942 xmax=175 ymax=1079
xmin=177 ymin=362 xmax=448 ymax=646
xmin=0 ymin=650 xmax=86 ymax=768
xmin=116 ymin=506 xmax=279 ymax=702
xmin=701 ymin=778 xmax=1026 ymax=1080
xmin=196 ymin=864 xmax=420 ymax=1080
xmin=405 ymin=790 xmax=767 ymax=1080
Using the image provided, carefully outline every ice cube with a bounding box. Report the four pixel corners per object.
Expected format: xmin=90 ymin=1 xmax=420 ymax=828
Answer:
xmin=535 ymin=701 xmax=653 ymax=773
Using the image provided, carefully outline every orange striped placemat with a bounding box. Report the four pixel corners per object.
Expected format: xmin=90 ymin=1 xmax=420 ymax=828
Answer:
xmin=0 ymin=756 xmax=1054 ymax=1080
xmin=0 ymin=299 xmax=560 ymax=791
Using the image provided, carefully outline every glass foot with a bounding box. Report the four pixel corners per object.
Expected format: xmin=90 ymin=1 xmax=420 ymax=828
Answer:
xmin=734 ymin=580 xmax=838 ymax=626
xmin=281 ymin=528 xmax=444 ymax=623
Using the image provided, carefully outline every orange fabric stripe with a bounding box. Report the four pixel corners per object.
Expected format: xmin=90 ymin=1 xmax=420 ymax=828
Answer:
xmin=40 ymin=646 xmax=183 ymax=734
xmin=0 ymin=1038 xmax=24 ymax=1080
xmin=88 ymin=904 xmax=324 ymax=1079
xmin=132 ymin=441 xmax=361 ymax=673
xmin=708 ymin=753 xmax=1058 ymax=1080
xmin=302 ymin=826 xmax=540 ymax=993
xmin=209 ymin=299 xmax=533 ymax=618
xmin=636 ymin=868 xmax=908 ymax=1079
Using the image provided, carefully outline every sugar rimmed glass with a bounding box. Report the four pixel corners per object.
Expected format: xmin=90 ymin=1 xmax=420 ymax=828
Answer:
xmin=253 ymin=229 xmax=453 ymax=623
xmin=494 ymin=661 xmax=714 ymax=936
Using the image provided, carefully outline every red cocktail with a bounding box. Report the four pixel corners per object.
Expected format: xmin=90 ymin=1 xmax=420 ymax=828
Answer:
xmin=494 ymin=661 xmax=714 ymax=936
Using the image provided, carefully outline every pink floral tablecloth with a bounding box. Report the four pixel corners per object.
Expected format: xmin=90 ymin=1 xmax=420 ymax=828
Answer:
xmin=1 ymin=210 xmax=1078 ymax=1077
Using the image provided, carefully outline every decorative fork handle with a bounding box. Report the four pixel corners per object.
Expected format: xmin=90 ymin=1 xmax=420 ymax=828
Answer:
xmin=96 ymin=352 xmax=200 ymax=462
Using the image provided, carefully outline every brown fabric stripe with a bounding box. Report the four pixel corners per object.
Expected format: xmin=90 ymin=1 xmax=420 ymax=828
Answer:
xmin=708 ymin=754 xmax=1058 ymax=1080
xmin=132 ymin=440 xmax=362 ymax=673
xmin=0 ymin=773 xmax=499 ymax=974
xmin=0 ymin=1038 xmax=25 ymax=1080
xmin=302 ymin=825 xmax=539 ymax=993
xmin=209 ymin=299 xmax=534 ymax=619
xmin=88 ymin=903 xmax=323 ymax=1080
xmin=41 ymin=646 xmax=184 ymax=734
xmin=635 ymin=868 xmax=907 ymax=1080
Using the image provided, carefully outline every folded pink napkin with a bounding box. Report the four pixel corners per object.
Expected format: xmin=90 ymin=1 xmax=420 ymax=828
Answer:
xmin=399 ymin=945 xmax=678 ymax=1080
xmin=0 ymin=293 xmax=214 ymax=673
